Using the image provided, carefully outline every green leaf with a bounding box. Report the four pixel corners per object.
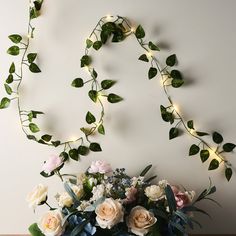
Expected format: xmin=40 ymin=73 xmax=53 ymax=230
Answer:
xmin=169 ymin=127 xmax=179 ymax=140
xmin=78 ymin=146 xmax=89 ymax=156
xmin=101 ymin=22 xmax=117 ymax=32
xmin=86 ymin=111 xmax=96 ymax=124
xmin=112 ymin=28 xmax=125 ymax=42
xmin=171 ymin=70 xmax=182 ymax=80
xmin=166 ymin=54 xmax=176 ymax=67
xmin=31 ymin=110 xmax=44 ymax=118
xmin=60 ymin=152 xmax=69 ymax=162
xmin=86 ymin=38 xmax=93 ymax=48
xmin=140 ymin=164 xmax=152 ymax=176
xmin=200 ymin=150 xmax=210 ymax=163
xmin=93 ymin=41 xmax=102 ymax=50
xmin=4 ymin=84 xmax=13 ymax=95
xmin=30 ymin=7 xmax=40 ymax=19
xmin=89 ymin=142 xmax=102 ymax=152
xmin=187 ymin=120 xmax=194 ymax=129
xmin=28 ymin=223 xmax=44 ymax=236
xmin=165 ymin=185 xmax=177 ymax=213
xmin=171 ymin=78 xmax=184 ymax=88
xmin=27 ymin=53 xmax=37 ymax=63
xmin=196 ymin=131 xmax=209 ymax=136
xmin=208 ymin=159 xmax=219 ymax=170
xmin=29 ymin=123 xmax=40 ymax=133
xmin=41 ymin=134 xmax=52 ymax=142
xmin=69 ymin=149 xmax=79 ymax=161
xmin=92 ymin=69 xmax=98 ymax=79
xmin=148 ymin=41 xmax=160 ymax=51
xmin=27 ymin=135 xmax=37 ymax=141
xmin=98 ymin=124 xmax=105 ymax=135
xmin=88 ymin=90 xmax=98 ymax=102
xmin=8 ymin=34 xmax=22 ymax=44
xmin=51 ymin=140 xmax=61 ymax=147
xmin=100 ymin=30 xmax=111 ymax=44
xmin=212 ymin=132 xmax=223 ymax=144
xmin=81 ymin=55 xmax=91 ymax=67
xmin=138 ymin=54 xmax=149 ymax=62
xmin=160 ymin=105 xmax=174 ymax=124
xmin=189 ymin=144 xmax=200 ymax=156
xmin=9 ymin=62 xmax=15 ymax=73
xmin=107 ymin=93 xmax=123 ymax=103
xmin=40 ymin=171 xmax=55 ymax=178
xmin=135 ymin=25 xmax=145 ymax=39
xmin=101 ymin=80 xmax=116 ymax=90
xmin=29 ymin=63 xmax=41 ymax=73
xmin=0 ymin=97 xmax=10 ymax=109
xmin=34 ymin=0 xmax=44 ymax=11
xmin=223 ymin=143 xmax=236 ymax=152
xmin=6 ymin=74 xmax=14 ymax=84
xmin=225 ymin=168 xmax=233 ymax=181
xmin=7 ymin=46 xmax=20 ymax=56
xmin=71 ymin=78 xmax=84 ymax=88
xmin=148 ymin=67 xmax=158 ymax=79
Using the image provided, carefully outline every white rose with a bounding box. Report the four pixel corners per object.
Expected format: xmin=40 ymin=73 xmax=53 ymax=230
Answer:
xmin=95 ymin=198 xmax=124 ymax=229
xmin=158 ymin=179 xmax=168 ymax=189
xmin=127 ymin=206 xmax=157 ymax=236
xmin=26 ymin=184 xmax=48 ymax=209
xmin=57 ymin=184 xmax=83 ymax=208
xmin=38 ymin=210 xmax=64 ymax=236
xmin=145 ymin=185 xmax=165 ymax=201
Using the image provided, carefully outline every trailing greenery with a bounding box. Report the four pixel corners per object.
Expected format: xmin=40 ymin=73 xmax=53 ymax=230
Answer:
xmin=0 ymin=0 xmax=235 ymax=181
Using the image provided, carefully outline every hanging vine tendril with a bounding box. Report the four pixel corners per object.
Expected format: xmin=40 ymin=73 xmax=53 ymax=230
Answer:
xmin=0 ymin=0 xmax=235 ymax=181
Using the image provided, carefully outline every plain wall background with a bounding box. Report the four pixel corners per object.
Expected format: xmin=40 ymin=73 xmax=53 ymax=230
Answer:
xmin=0 ymin=0 xmax=236 ymax=234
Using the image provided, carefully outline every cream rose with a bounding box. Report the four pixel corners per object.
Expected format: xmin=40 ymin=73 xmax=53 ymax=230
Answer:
xmin=57 ymin=184 xmax=83 ymax=208
xmin=127 ymin=206 xmax=157 ymax=236
xmin=95 ymin=198 xmax=124 ymax=229
xmin=38 ymin=210 xmax=64 ymax=236
xmin=145 ymin=185 xmax=165 ymax=201
xmin=26 ymin=184 xmax=48 ymax=209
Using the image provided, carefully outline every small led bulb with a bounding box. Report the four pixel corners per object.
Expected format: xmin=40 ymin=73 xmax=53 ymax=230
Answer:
xmin=173 ymin=104 xmax=179 ymax=112
xmin=106 ymin=14 xmax=112 ymax=20
xmin=130 ymin=27 xmax=136 ymax=33
xmin=146 ymin=51 xmax=153 ymax=58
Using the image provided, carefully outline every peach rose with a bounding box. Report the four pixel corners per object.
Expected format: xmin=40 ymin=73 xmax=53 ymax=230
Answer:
xmin=38 ymin=210 xmax=64 ymax=236
xmin=95 ymin=198 xmax=124 ymax=229
xmin=127 ymin=206 xmax=157 ymax=236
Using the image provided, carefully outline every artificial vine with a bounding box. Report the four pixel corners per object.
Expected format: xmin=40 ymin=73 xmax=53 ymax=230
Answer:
xmin=0 ymin=0 xmax=235 ymax=181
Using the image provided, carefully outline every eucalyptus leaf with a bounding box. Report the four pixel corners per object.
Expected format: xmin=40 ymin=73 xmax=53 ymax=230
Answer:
xmin=189 ymin=144 xmax=200 ymax=156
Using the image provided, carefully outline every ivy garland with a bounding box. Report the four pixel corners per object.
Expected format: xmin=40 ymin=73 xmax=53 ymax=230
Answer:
xmin=0 ymin=0 xmax=235 ymax=181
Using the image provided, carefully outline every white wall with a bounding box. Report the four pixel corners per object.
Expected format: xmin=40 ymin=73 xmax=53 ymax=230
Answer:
xmin=0 ymin=0 xmax=236 ymax=234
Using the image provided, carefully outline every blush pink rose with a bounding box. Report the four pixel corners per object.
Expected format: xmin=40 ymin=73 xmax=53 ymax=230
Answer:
xmin=42 ymin=155 xmax=63 ymax=174
xmin=171 ymin=186 xmax=195 ymax=209
xmin=88 ymin=160 xmax=112 ymax=174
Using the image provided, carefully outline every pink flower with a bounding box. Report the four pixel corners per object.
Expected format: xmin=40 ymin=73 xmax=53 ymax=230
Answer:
xmin=171 ymin=186 xmax=195 ymax=209
xmin=42 ymin=155 xmax=63 ymax=174
xmin=88 ymin=160 xmax=112 ymax=174
xmin=124 ymin=187 xmax=137 ymax=204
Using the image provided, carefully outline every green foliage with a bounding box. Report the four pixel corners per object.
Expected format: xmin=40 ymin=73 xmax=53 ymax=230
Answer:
xmin=9 ymin=62 xmax=15 ymax=73
xmin=200 ymin=150 xmax=210 ymax=163
xmin=71 ymin=78 xmax=84 ymax=88
xmin=89 ymin=142 xmax=102 ymax=152
xmin=9 ymin=34 xmax=22 ymax=44
xmin=86 ymin=38 xmax=93 ymax=48
xmin=148 ymin=41 xmax=160 ymax=51
xmin=166 ymin=54 xmax=176 ymax=67
xmin=78 ymin=146 xmax=89 ymax=156
xmin=101 ymin=80 xmax=116 ymax=90
xmin=225 ymin=168 xmax=232 ymax=181
xmin=165 ymin=185 xmax=177 ymax=213
xmin=187 ymin=120 xmax=194 ymax=129
xmin=29 ymin=63 xmax=41 ymax=73
xmin=88 ymin=90 xmax=98 ymax=102
xmin=51 ymin=140 xmax=61 ymax=147
xmin=69 ymin=149 xmax=79 ymax=161
xmin=169 ymin=127 xmax=179 ymax=140
xmin=223 ymin=143 xmax=236 ymax=152
xmin=138 ymin=54 xmax=149 ymax=62
xmin=27 ymin=53 xmax=37 ymax=63
xmin=160 ymin=105 xmax=174 ymax=124
xmin=7 ymin=46 xmax=20 ymax=56
xmin=4 ymin=84 xmax=13 ymax=95
xmin=135 ymin=25 xmax=145 ymax=39
xmin=196 ymin=131 xmax=209 ymax=136
xmin=60 ymin=152 xmax=69 ymax=162
xmin=140 ymin=164 xmax=152 ymax=176
xmin=93 ymin=41 xmax=102 ymax=50
xmin=189 ymin=144 xmax=200 ymax=156
xmin=98 ymin=124 xmax=105 ymax=135
xmin=41 ymin=134 xmax=52 ymax=142
xmin=29 ymin=123 xmax=40 ymax=133
xmin=107 ymin=93 xmax=123 ymax=103
xmin=6 ymin=74 xmax=14 ymax=84
xmin=212 ymin=132 xmax=223 ymax=144
xmin=86 ymin=111 xmax=96 ymax=124
xmin=28 ymin=223 xmax=44 ymax=236
xmin=0 ymin=97 xmax=10 ymax=109
xmin=208 ymin=159 xmax=219 ymax=170
xmin=81 ymin=55 xmax=92 ymax=67
xmin=171 ymin=70 xmax=184 ymax=88
xmin=148 ymin=67 xmax=158 ymax=79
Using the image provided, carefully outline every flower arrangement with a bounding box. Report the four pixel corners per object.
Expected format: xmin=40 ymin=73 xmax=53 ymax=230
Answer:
xmin=28 ymin=160 xmax=217 ymax=236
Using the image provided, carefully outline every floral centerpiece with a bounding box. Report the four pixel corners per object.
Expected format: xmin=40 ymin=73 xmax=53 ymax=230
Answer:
xmin=27 ymin=159 xmax=217 ymax=236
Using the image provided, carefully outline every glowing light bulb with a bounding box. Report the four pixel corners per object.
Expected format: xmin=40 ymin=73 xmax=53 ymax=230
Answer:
xmin=189 ymin=129 xmax=195 ymax=135
xmin=146 ymin=51 xmax=153 ymax=58
xmin=106 ymin=14 xmax=113 ymax=20
xmin=173 ymin=104 xmax=179 ymax=112
xmin=84 ymin=66 xmax=90 ymax=72
xmin=70 ymin=136 xmax=78 ymax=142
xmin=27 ymin=34 xmax=31 ymax=39
xmin=130 ymin=27 xmax=136 ymax=33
